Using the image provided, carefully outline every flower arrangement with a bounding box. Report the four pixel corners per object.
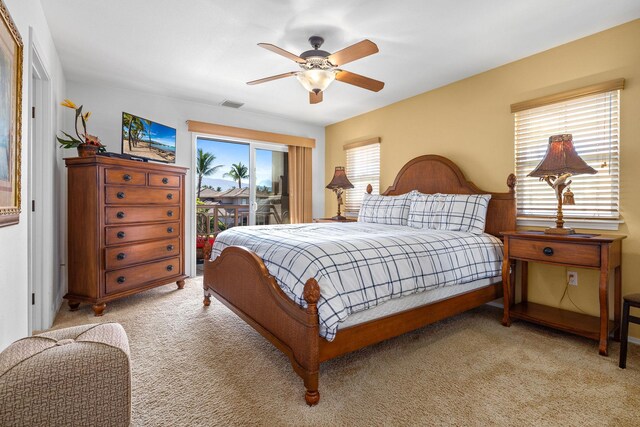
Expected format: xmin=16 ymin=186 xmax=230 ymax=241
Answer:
xmin=57 ymin=99 xmax=105 ymax=154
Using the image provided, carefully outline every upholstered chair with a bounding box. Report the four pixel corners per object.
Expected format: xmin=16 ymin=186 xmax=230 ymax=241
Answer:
xmin=0 ymin=323 xmax=131 ymax=426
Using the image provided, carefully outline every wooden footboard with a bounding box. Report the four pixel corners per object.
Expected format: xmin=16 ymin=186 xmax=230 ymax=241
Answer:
xmin=202 ymin=244 xmax=322 ymax=405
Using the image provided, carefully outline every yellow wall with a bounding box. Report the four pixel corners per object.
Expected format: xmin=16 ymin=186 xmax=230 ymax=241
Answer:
xmin=325 ymin=20 xmax=640 ymax=336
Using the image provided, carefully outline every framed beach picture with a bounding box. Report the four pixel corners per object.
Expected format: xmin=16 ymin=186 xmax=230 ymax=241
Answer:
xmin=0 ymin=1 xmax=23 ymax=228
xmin=121 ymin=112 xmax=177 ymax=163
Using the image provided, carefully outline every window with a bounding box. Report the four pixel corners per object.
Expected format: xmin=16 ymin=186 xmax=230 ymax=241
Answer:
xmin=513 ymin=81 xmax=622 ymax=225
xmin=344 ymin=139 xmax=380 ymax=215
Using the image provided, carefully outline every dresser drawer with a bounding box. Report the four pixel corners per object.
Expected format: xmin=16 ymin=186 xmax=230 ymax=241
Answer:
xmin=105 ymin=238 xmax=180 ymax=269
xmin=105 ymin=206 xmax=180 ymax=224
xmin=105 ymin=186 xmax=180 ymax=205
xmin=149 ymin=173 xmax=180 ymax=188
xmin=106 ymin=222 xmax=180 ymax=245
xmin=509 ymin=238 xmax=600 ymax=267
xmin=105 ymin=257 xmax=181 ymax=295
xmin=105 ymin=168 xmax=146 ymax=186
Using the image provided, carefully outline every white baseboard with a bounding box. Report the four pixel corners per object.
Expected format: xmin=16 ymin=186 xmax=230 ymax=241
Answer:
xmin=485 ymin=301 xmax=640 ymax=344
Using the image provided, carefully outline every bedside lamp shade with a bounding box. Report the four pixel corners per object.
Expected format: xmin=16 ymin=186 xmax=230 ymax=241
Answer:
xmin=326 ymin=166 xmax=354 ymax=221
xmin=528 ymin=134 xmax=597 ymax=234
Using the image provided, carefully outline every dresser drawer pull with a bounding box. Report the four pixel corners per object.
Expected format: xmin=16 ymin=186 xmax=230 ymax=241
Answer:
xmin=166 ymin=265 xmax=174 ymax=272
xmin=117 ymin=231 xmax=126 ymax=239
xmin=166 ymin=193 xmax=173 ymax=200
xmin=123 ymin=174 xmax=132 ymax=182
xmin=162 ymin=177 xmax=169 ymax=184
xmin=116 ymin=211 xmax=125 ymax=219
xmin=116 ymin=252 xmax=126 ymax=260
xmin=167 ymin=244 xmax=175 ymax=251
xmin=167 ymin=227 xmax=174 ymax=233
xmin=543 ymin=247 xmax=554 ymax=256
xmin=117 ymin=192 xmax=126 ymax=199
xmin=117 ymin=276 xmax=126 ymax=284
xmin=167 ymin=210 xmax=173 ymax=217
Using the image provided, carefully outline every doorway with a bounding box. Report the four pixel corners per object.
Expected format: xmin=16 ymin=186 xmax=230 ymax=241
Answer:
xmin=28 ymin=36 xmax=54 ymax=332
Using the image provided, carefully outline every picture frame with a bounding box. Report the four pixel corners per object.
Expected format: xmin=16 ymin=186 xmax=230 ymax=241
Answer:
xmin=0 ymin=0 xmax=22 ymax=228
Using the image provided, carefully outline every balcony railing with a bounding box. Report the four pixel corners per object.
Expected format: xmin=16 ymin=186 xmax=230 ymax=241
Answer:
xmin=196 ymin=204 xmax=250 ymax=237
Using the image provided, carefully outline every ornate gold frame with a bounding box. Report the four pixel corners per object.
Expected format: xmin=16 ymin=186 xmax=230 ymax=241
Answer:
xmin=0 ymin=0 xmax=22 ymax=227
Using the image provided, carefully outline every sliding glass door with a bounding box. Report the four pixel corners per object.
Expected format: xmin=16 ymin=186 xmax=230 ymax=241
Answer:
xmin=195 ymin=137 xmax=289 ymax=236
xmin=252 ymin=145 xmax=289 ymax=225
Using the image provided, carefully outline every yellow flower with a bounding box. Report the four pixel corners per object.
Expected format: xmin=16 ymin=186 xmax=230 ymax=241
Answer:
xmin=60 ymin=99 xmax=77 ymax=109
xmin=83 ymin=111 xmax=91 ymax=121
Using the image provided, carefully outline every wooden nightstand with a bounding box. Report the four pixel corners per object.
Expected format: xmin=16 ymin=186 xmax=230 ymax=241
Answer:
xmin=501 ymin=231 xmax=625 ymax=356
xmin=312 ymin=217 xmax=357 ymax=223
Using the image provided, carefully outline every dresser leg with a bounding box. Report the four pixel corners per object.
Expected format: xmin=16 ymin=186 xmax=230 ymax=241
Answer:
xmin=68 ymin=301 xmax=80 ymax=311
xmin=92 ymin=303 xmax=107 ymax=317
xmin=177 ymin=280 xmax=185 ymax=289
xmin=203 ymin=294 xmax=211 ymax=307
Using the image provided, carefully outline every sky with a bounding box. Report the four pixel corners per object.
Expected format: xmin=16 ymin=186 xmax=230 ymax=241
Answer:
xmin=197 ymin=138 xmax=278 ymax=189
xmin=148 ymin=121 xmax=176 ymax=148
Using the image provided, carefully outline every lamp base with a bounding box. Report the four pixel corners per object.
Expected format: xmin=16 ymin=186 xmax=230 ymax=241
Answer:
xmin=331 ymin=215 xmax=349 ymax=221
xmin=544 ymin=226 xmax=575 ymax=235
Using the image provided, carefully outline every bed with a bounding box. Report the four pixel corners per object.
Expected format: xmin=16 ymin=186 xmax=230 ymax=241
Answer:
xmin=202 ymin=155 xmax=516 ymax=405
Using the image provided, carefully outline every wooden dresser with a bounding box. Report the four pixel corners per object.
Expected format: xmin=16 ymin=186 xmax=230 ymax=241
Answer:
xmin=64 ymin=156 xmax=188 ymax=316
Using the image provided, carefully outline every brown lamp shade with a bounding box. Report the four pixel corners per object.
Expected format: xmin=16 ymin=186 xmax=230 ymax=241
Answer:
xmin=326 ymin=166 xmax=354 ymax=190
xmin=528 ymin=134 xmax=597 ymax=177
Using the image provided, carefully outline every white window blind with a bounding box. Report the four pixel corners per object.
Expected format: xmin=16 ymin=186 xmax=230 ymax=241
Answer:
xmin=345 ymin=142 xmax=380 ymax=214
xmin=514 ymin=90 xmax=620 ymax=220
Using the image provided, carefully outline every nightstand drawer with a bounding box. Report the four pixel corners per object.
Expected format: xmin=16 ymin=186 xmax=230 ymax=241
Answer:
xmin=509 ymin=238 xmax=600 ymax=267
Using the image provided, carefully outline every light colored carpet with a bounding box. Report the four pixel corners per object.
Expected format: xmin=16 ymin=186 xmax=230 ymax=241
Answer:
xmin=51 ymin=277 xmax=640 ymax=426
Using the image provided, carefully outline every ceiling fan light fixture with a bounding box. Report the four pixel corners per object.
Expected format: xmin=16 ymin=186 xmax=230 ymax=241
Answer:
xmin=296 ymin=69 xmax=336 ymax=93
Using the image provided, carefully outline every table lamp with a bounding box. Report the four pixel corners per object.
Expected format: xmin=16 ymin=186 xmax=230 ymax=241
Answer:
xmin=528 ymin=134 xmax=597 ymax=234
xmin=326 ymin=166 xmax=354 ymax=220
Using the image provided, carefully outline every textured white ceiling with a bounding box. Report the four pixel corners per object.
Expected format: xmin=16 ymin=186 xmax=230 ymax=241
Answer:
xmin=41 ymin=0 xmax=640 ymax=126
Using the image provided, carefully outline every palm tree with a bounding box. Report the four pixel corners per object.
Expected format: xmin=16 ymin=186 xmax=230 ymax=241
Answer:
xmin=196 ymin=149 xmax=224 ymax=198
xmin=224 ymin=162 xmax=249 ymax=188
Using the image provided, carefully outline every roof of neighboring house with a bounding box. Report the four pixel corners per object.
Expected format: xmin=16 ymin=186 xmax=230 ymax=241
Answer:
xmin=199 ymin=187 xmax=270 ymax=200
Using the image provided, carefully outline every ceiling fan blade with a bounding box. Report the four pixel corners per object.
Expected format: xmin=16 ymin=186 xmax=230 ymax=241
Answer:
xmin=258 ymin=43 xmax=306 ymax=63
xmin=246 ymin=72 xmax=297 ymax=85
xmin=328 ymin=39 xmax=379 ymax=66
xmin=309 ymin=91 xmax=323 ymax=104
xmin=335 ymin=70 xmax=384 ymax=92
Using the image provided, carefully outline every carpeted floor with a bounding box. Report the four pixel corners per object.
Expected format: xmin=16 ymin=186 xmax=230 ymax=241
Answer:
xmin=51 ymin=277 xmax=640 ymax=426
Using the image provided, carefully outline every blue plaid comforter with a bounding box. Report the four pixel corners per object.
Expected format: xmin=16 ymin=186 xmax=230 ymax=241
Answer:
xmin=212 ymin=222 xmax=503 ymax=341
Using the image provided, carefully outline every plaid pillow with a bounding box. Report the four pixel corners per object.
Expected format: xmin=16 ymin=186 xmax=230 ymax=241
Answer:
xmin=358 ymin=192 xmax=412 ymax=225
xmin=408 ymin=193 xmax=491 ymax=234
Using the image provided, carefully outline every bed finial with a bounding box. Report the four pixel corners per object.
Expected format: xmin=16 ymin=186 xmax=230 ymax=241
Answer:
xmin=303 ymin=278 xmax=321 ymax=311
xmin=507 ymin=174 xmax=517 ymax=193
xmin=203 ymin=239 xmax=213 ymax=261
xmin=366 ymin=184 xmax=373 ymax=194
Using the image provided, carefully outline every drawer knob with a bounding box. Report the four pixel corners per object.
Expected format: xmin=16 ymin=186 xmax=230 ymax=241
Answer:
xmin=123 ymin=174 xmax=132 ymax=182
xmin=167 ymin=210 xmax=173 ymax=217
xmin=166 ymin=265 xmax=174 ymax=272
xmin=117 ymin=276 xmax=126 ymax=284
xmin=117 ymin=231 xmax=126 ymax=239
xmin=167 ymin=193 xmax=173 ymax=200
xmin=117 ymin=191 xmax=125 ymax=199
xmin=162 ymin=177 xmax=169 ymax=184
xmin=116 ymin=252 xmax=126 ymax=260
xmin=116 ymin=211 xmax=125 ymax=219
xmin=543 ymin=247 xmax=554 ymax=256
xmin=167 ymin=245 xmax=174 ymax=251
xmin=167 ymin=227 xmax=174 ymax=233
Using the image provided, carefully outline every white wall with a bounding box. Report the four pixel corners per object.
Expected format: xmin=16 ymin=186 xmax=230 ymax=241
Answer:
xmin=63 ymin=80 xmax=325 ymax=277
xmin=0 ymin=0 xmax=66 ymax=351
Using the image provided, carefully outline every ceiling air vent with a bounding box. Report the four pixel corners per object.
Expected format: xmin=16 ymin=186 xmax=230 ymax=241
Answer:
xmin=220 ymin=100 xmax=244 ymax=109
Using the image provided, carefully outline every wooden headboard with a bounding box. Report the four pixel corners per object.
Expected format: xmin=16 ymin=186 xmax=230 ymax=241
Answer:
xmin=368 ymin=155 xmax=516 ymax=238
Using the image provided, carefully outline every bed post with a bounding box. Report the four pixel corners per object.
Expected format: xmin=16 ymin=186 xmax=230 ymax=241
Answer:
xmin=203 ymin=240 xmax=212 ymax=306
xmin=302 ymin=278 xmax=321 ymax=406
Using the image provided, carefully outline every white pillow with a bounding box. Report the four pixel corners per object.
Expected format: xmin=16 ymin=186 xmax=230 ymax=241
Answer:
xmin=358 ymin=192 xmax=412 ymax=225
xmin=408 ymin=193 xmax=491 ymax=234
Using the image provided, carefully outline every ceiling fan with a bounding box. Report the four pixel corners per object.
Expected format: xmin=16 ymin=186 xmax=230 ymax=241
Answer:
xmin=247 ymin=36 xmax=384 ymax=104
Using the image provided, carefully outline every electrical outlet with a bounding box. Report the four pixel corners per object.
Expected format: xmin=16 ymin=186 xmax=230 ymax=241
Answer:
xmin=567 ymin=271 xmax=578 ymax=286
